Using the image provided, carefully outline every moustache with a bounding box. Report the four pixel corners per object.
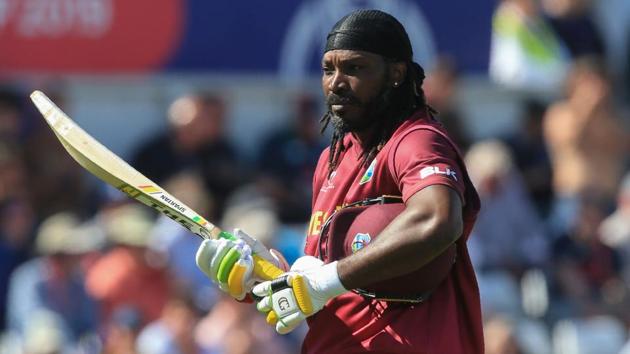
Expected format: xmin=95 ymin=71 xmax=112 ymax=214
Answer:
xmin=326 ymin=93 xmax=360 ymax=106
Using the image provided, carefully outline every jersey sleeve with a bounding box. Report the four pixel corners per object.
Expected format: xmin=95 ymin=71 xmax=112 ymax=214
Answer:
xmin=388 ymin=128 xmax=465 ymax=203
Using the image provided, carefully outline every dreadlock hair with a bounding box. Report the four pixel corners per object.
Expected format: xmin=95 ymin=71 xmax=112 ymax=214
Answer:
xmin=320 ymin=59 xmax=435 ymax=175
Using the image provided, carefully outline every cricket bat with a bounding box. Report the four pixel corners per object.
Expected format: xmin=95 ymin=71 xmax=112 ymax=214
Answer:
xmin=30 ymin=90 xmax=284 ymax=281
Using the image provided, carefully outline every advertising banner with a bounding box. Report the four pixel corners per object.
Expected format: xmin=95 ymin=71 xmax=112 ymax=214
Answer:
xmin=0 ymin=0 xmax=494 ymax=75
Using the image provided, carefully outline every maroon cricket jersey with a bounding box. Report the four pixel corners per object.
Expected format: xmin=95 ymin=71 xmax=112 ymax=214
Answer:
xmin=303 ymin=110 xmax=483 ymax=354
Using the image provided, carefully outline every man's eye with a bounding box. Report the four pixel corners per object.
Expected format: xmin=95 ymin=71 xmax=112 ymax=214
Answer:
xmin=346 ymin=65 xmax=362 ymax=74
xmin=322 ymin=67 xmax=333 ymax=75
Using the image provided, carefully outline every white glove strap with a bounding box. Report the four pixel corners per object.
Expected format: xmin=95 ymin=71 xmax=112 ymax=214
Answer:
xmin=307 ymin=261 xmax=347 ymax=299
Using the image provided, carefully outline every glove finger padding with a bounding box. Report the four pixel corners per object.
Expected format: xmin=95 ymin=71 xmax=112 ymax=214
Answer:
xmin=256 ymin=293 xmax=273 ymax=313
xmin=288 ymin=274 xmax=315 ymax=316
xmin=265 ymin=310 xmax=278 ymax=325
xmin=217 ymin=245 xmax=243 ymax=283
xmin=195 ymin=239 xmax=220 ymax=281
xmin=196 ymin=237 xmax=255 ymax=299
xmin=253 ymin=274 xmax=309 ymax=334
xmin=209 ymin=238 xmax=235 ymax=286
xmin=226 ymin=254 xmax=254 ymax=300
xmin=276 ymin=311 xmax=306 ymax=335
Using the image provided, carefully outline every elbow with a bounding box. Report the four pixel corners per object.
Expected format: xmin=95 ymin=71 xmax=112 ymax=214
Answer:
xmin=415 ymin=209 xmax=463 ymax=249
xmin=403 ymin=185 xmax=466 ymax=251
xmin=433 ymin=213 xmax=463 ymax=246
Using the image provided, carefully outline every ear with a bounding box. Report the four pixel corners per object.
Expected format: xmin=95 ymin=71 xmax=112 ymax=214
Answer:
xmin=388 ymin=62 xmax=407 ymax=88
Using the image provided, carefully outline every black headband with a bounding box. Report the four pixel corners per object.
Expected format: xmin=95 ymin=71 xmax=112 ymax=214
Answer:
xmin=325 ymin=9 xmax=413 ymax=62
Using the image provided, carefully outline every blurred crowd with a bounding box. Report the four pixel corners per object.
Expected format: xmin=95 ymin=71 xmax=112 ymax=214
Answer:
xmin=0 ymin=1 xmax=629 ymax=354
xmin=0 ymin=87 xmax=321 ymax=354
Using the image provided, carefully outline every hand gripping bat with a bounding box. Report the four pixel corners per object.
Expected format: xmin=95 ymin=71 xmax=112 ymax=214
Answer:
xmin=30 ymin=90 xmax=284 ymax=281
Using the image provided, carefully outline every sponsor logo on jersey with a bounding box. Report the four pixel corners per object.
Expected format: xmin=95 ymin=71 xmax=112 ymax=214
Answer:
xmin=351 ymin=233 xmax=371 ymax=253
xmin=419 ymin=166 xmax=458 ymax=181
xmin=359 ymin=159 xmax=376 ymax=185
xmin=320 ymin=170 xmax=337 ymax=192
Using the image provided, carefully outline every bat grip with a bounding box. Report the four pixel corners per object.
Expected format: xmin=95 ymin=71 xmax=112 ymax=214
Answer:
xmin=219 ymin=231 xmax=284 ymax=281
xmin=253 ymin=255 xmax=285 ymax=281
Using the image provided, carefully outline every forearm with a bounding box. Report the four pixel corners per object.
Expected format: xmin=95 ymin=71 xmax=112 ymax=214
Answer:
xmin=337 ymin=188 xmax=463 ymax=290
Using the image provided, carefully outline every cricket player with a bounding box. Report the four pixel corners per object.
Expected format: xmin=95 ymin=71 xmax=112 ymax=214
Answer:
xmin=197 ymin=9 xmax=483 ymax=353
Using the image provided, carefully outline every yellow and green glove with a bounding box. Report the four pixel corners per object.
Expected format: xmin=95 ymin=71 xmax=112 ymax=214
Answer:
xmin=195 ymin=229 xmax=288 ymax=300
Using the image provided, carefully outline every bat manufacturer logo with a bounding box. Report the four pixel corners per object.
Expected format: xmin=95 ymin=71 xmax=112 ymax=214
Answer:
xmin=159 ymin=194 xmax=187 ymax=213
xmin=119 ymin=184 xmax=194 ymax=231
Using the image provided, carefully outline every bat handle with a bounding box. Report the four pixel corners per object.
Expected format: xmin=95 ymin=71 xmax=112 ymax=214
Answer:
xmin=218 ymin=231 xmax=285 ymax=280
xmin=253 ymin=255 xmax=285 ymax=280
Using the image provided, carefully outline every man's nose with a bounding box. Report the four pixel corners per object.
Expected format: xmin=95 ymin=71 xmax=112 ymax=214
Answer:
xmin=328 ymin=70 xmax=349 ymax=93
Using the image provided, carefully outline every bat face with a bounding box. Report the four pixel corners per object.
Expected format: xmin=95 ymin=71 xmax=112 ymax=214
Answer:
xmin=30 ymin=90 xmax=285 ymax=281
xmin=29 ymin=90 xmax=217 ymax=240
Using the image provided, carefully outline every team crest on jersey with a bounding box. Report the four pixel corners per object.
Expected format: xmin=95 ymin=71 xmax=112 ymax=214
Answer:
xmin=351 ymin=233 xmax=371 ymax=253
xmin=359 ymin=159 xmax=377 ymax=185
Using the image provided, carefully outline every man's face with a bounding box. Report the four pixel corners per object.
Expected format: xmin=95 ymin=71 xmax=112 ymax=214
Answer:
xmin=322 ymin=50 xmax=390 ymax=133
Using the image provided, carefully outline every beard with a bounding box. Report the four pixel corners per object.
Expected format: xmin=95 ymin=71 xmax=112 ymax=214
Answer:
xmin=326 ymin=84 xmax=394 ymax=134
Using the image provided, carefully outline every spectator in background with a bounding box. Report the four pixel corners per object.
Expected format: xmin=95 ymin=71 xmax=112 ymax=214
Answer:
xmin=466 ymin=140 xmax=549 ymax=275
xmin=541 ymin=0 xmax=605 ymax=59
xmin=195 ymin=293 xmax=295 ymax=354
xmin=0 ymin=88 xmax=23 ymax=145
xmin=0 ymin=143 xmax=35 ymax=331
xmin=505 ymin=99 xmax=553 ymax=216
xmin=131 ymin=93 xmax=245 ymax=220
xmin=489 ymin=0 xmax=570 ymax=94
xmin=424 ymin=56 xmax=470 ymax=150
xmin=101 ymin=306 xmax=142 ymax=354
xmin=21 ymin=310 xmax=69 ymax=354
xmin=149 ymin=170 xmax=219 ymax=311
xmin=22 ymin=92 xmax=92 ymax=218
xmin=599 ymin=173 xmax=630 ymax=284
xmin=6 ymin=212 xmax=100 ymax=348
xmin=0 ymin=142 xmax=29 ymax=202
xmin=256 ymin=94 xmax=326 ymax=223
xmin=543 ymin=57 xmax=628 ymax=237
xmin=86 ymin=204 xmax=171 ymax=327
xmin=483 ymin=316 xmax=525 ymax=354
xmin=136 ymin=290 xmax=207 ymax=354
xmin=549 ymin=195 xmax=625 ymax=321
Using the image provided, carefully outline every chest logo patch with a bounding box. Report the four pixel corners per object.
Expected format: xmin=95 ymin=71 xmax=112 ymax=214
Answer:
xmin=321 ymin=170 xmax=337 ymax=192
xmin=359 ymin=159 xmax=377 ymax=185
xmin=351 ymin=233 xmax=372 ymax=253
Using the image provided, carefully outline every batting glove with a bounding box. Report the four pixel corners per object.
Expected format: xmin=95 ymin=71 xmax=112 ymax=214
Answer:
xmin=196 ymin=229 xmax=288 ymax=300
xmin=253 ymin=256 xmax=347 ymax=334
